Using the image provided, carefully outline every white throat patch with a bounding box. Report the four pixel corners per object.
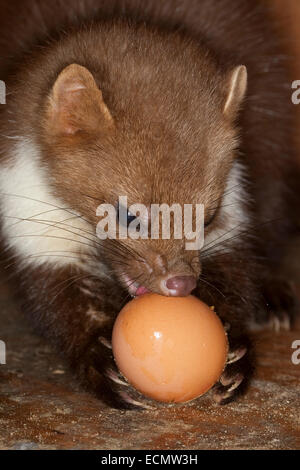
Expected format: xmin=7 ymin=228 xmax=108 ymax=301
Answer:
xmin=203 ymin=160 xmax=249 ymax=252
xmin=0 ymin=139 xmax=97 ymax=269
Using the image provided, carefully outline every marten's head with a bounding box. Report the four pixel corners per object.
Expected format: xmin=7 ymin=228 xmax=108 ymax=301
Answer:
xmin=1 ymin=24 xmax=247 ymax=297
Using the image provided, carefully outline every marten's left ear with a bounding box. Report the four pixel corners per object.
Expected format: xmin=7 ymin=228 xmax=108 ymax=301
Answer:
xmin=46 ymin=64 xmax=114 ymax=137
xmin=223 ymin=65 xmax=247 ymax=119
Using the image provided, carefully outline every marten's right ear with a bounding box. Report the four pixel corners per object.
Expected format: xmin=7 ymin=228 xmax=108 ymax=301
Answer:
xmin=223 ymin=65 xmax=247 ymax=120
xmin=45 ymin=64 xmax=114 ymax=137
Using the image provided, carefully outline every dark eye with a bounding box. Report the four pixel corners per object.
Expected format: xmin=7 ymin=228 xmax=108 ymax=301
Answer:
xmin=117 ymin=203 xmax=138 ymax=228
xmin=126 ymin=211 xmax=137 ymax=226
xmin=204 ymin=210 xmax=217 ymax=228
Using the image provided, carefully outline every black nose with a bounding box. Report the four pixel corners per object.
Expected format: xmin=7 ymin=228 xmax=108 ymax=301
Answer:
xmin=165 ymin=276 xmax=197 ymax=297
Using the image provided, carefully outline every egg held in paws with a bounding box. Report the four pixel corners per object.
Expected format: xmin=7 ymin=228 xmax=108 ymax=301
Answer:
xmin=112 ymin=294 xmax=228 ymax=403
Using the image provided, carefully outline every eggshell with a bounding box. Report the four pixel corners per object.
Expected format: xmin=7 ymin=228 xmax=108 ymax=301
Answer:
xmin=112 ymin=294 xmax=228 ymax=403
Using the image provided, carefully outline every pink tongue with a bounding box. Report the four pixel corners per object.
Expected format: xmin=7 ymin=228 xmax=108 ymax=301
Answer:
xmin=135 ymin=286 xmax=150 ymax=296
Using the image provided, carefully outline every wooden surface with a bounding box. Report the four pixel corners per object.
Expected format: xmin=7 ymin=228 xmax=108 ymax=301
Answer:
xmin=0 ymin=0 xmax=300 ymax=451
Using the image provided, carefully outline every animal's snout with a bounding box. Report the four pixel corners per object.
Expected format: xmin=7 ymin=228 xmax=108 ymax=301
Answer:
xmin=164 ymin=275 xmax=197 ymax=297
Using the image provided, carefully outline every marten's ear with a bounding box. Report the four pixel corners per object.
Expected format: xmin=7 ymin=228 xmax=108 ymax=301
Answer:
xmin=223 ymin=65 xmax=247 ymax=119
xmin=46 ymin=64 xmax=114 ymax=136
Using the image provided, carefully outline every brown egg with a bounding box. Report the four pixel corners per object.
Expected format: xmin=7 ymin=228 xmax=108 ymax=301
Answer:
xmin=112 ymin=294 xmax=228 ymax=403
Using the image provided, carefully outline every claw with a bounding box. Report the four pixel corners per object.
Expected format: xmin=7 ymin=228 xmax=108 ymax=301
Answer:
xmin=226 ymin=346 xmax=247 ymax=364
xmin=220 ymin=371 xmax=244 ymax=390
xmin=212 ymin=388 xmax=235 ymax=404
xmin=99 ymin=336 xmax=112 ymax=349
xmin=212 ymin=373 xmax=244 ymax=404
xmin=105 ymin=368 xmax=129 ymax=387
xmin=118 ymin=391 xmax=155 ymax=410
xmin=227 ymin=374 xmax=244 ymax=392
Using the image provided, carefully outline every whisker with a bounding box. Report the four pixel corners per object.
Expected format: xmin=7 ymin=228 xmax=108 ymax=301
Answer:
xmin=0 ymin=192 xmax=91 ymax=225
xmin=3 ymin=215 xmax=100 ymax=247
xmin=3 ymin=251 xmax=98 ymax=270
xmin=50 ymin=273 xmax=100 ymax=304
xmin=198 ymin=276 xmax=226 ymax=299
xmin=8 ymin=233 xmax=98 ymax=252
xmin=202 ymin=215 xmax=286 ymax=256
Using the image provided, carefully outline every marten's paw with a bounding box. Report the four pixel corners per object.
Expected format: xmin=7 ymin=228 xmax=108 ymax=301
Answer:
xmin=249 ymin=280 xmax=297 ymax=332
xmin=77 ymin=329 xmax=250 ymax=409
xmin=212 ymin=341 xmax=249 ymax=405
xmin=78 ymin=335 xmax=157 ymax=410
xmin=104 ymin=367 xmax=157 ymax=410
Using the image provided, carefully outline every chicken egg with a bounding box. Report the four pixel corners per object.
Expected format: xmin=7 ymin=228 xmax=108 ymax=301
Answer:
xmin=112 ymin=294 xmax=228 ymax=403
